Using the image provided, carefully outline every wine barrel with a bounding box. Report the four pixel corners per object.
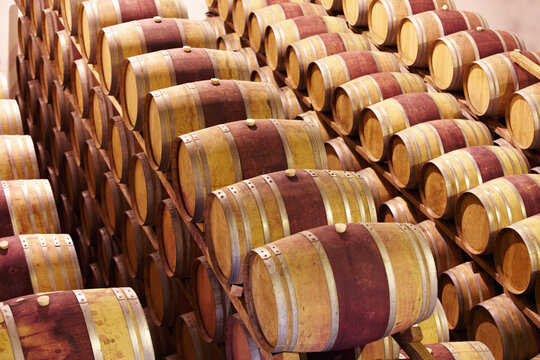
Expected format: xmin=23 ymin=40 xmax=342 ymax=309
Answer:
xmin=146 ymin=307 xmax=178 ymax=359
xmin=89 ymin=86 xmax=115 ymax=149
xmin=191 ymin=256 xmax=232 ymax=343
xmin=63 ymin=151 xmax=87 ymax=209
xmin=218 ymin=33 xmax=242 ymax=51
xmin=251 ymin=66 xmax=278 ymax=87
xmin=15 ymin=96 xmax=27 ymax=129
xmin=308 ymin=51 xmax=399 ymax=112
xmin=109 ymin=255 xmax=146 ymax=305
xmin=333 ymin=72 xmax=427 ymax=136
xmin=157 ymin=198 xmax=201 ymax=279
xmin=73 ymin=227 xmax=94 ymax=278
xmin=494 ymin=215 xmax=540 ymax=294
xmin=205 ymin=16 xmax=226 ymax=39
xmin=297 ymin=110 xmax=337 ymax=142
xmin=218 ymin=0 xmax=233 ymax=21
xmin=0 ymin=288 xmax=155 ymax=359
xmin=506 ymin=82 xmax=540 ymax=150
xmin=468 ymin=294 xmax=540 ymax=360
xmin=86 ymin=262 xmax=106 ymax=288
xmin=225 ymin=314 xmax=264 ymax=360
xmin=417 ymin=299 xmax=450 ymax=344
xmin=279 ymin=86 xmax=303 ymax=119
xmin=37 ymin=101 xmax=52 ymax=144
xmin=421 ymin=146 xmax=530 ymax=219
xmin=95 ymin=227 xmax=120 ymax=286
xmin=60 ymin=0 xmax=83 ymax=34
xmin=421 ymin=342 xmax=496 ymax=360
xmin=175 ymin=312 xmax=226 ymax=360
xmin=0 ymin=179 xmax=60 ymax=237
xmin=45 ymin=166 xmax=61 ymax=206
xmin=416 ymin=220 xmax=465 ymax=277
xmin=80 ymin=190 xmax=103 ymax=245
xmin=265 ymin=15 xmax=350 ymax=71
xmin=78 ymin=0 xmax=188 ymax=63
xmin=17 ymin=16 xmax=31 ymax=58
xmin=356 ymin=167 xmax=396 ymax=211
xmin=398 ymin=9 xmax=488 ymax=67
xmin=368 ymin=0 xmax=456 ymax=46
xmin=39 ymin=56 xmax=54 ymax=103
xmin=121 ymin=48 xmax=250 ymax=130
xmin=464 ymin=51 xmax=540 ymax=117
xmin=42 ymin=8 xmax=63 ymax=56
xmin=389 ymin=119 xmax=493 ymax=188
xmin=97 ymin=18 xmax=217 ymax=96
xmin=342 ymin=0 xmax=374 ymax=27
xmin=236 ymin=47 xmax=260 ymax=73
xmin=0 ymin=100 xmax=24 ymax=135
xmin=174 ymin=118 xmax=328 ymax=222
xmin=439 ymin=261 xmax=496 ymax=330
xmin=248 ymin=3 xmax=327 ymax=52
xmin=0 ymin=234 xmax=83 ymax=301
xmin=128 ymin=152 xmax=163 ymax=226
xmin=71 ymin=59 xmax=95 ymax=117
xmin=380 ymin=195 xmax=423 ymax=223
xmin=81 ymin=139 xmax=107 ymax=199
xmin=51 ymin=128 xmax=71 ymax=176
xmin=205 ymin=169 xmax=377 ymax=284
xmin=54 ymin=30 xmax=82 ymax=85
xmin=121 ymin=210 xmax=150 ymax=279
xmin=68 ymin=111 xmax=90 ymax=167
xmin=100 ymin=172 xmax=128 ymax=236
xmin=244 ymin=222 xmax=437 ymax=352
xmin=27 ymin=35 xmax=41 ymax=80
xmin=145 ymin=80 xmax=285 ymax=170
xmin=325 ymin=137 xmax=363 ymax=171
xmin=108 ymin=116 xmax=137 ymax=184
xmin=429 ymin=29 xmax=525 ymax=91
xmin=51 ymin=80 xmax=71 ymax=131
xmin=59 ymin=194 xmax=78 ymax=236
xmin=16 ymin=56 xmax=30 ymax=101
xmin=25 ymin=80 xmax=42 ymax=124
xmin=359 ymin=92 xmax=462 ymax=162
xmin=144 ymin=251 xmax=180 ymax=327
xmin=0 ymin=135 xmax=39 ymax=180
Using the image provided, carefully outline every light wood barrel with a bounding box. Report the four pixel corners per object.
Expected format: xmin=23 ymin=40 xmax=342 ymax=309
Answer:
xmin=95 ymin=227 xmax=120 ymax=286
xmin=63 ymin=151 xmax=87 ymax=208
xmin=225 ymin=314 xmax=264 ymax=360
xmin=320 ymin=0 xmax=342 ymax=11
xmin=368 ymin=0 xmax=456 ymax=46
xmin=60 ymin=0 xmax=83 ymax=34
xmin=144 ymin=251 xmax=180 ymax=327
xmin=342 ymin=0 xmax=374 ymax=27
xmin=175 ymin=312 xmax=226 ymax=360
xmin=248 ymin=3 xmax=327 ymax=52
xmin=380 ymin=195 xmax=423 ymax=224
xmin=68 ymin=111 xmax=90 ymax=167
xmin=108 ymin=116 xmax=137 ymax=184
xmin=279 ymin=86 xmax=303 ymax=119
xmin=235 ymin=47 xmax=260 ymax=73
xmin=80 ymin=190 xmax=103 ymax=244
xmin=429 ymin=29 xmax=525 ymax=91
xmin=191 ymin=256 xmax=232 ymax=343
xmin=128 ymin=152 xmax=163 ymax=226
xmin=308 ymin=51 xmax=399 ymax=111
xmin=265 ymin=15 xmax=350 ymax=71
xmin=464 ymin=51 xmax=540 ymax=117
xmin=439 ymin=261 xmax=496 ymax=330
xmin=157 ymin=198 xmax=201 ymax=279
xmin=0 ymin=179 xmax=60 ymax=237
xmin=89 ymin=86 xmax=116 ymax=149
xmin=97 ymin=18 xmax=217 ymax=96
xmin=78 ymin=0 xmax=188 ymax=63
xmin=0 ymin=288 xmax=155 ymax=359
xmin=455 ymin=174 xmax=540 ymax=254
xmin=0 ymin=100 xmax=24 ymax=135
xmin=0 ymin=234 xmax=83 ymax=301
xmin=218 ymin=0 xmax=233 ymax=21
xmin=218 ymin=33 xmax=242 ymax=51
xmin=145 ymin=80 xmax=285 ymax=170
xmin=359 ymin=92 xmax=462 ymax=162
xmin=205 ymin=16 xmax=226 ymax=39
xmin=16 ymin=56 xmax=30 ymax=101
xmin=0 ymin=135 xmax=39 ymax=180
xmin=398 ymin=9 xmax=488 ymax=67
xmin=205 ymin=169 xmax=377 ymax=284
xmin=70 ymin=59 xmax=94 ymax=118
xmin=421 ymin=146 xmax=530 ymax=219
xmin=416 ymin=220 xmax=465 ymax=277
xmin=17 ymin=16 xmax=31 ymax=58
xmin=286 ymin=32 xmax=372 ymax=90
xmin=81 ymin=139 xmax=107 ymax=199
xmin=422 ymin=342 xmax=496 ymax=360
xmin=39 ymin=57 xmax=54 ymax=103
xmin=389 ymin=119 xmax=493 ymax=188
xmin=325 ymin=137 xmax=363 ymax=171
xmin=51 ymin=81 xmax=71 ymax=132
xmin=333 ymin=72 xmax=427 ymax=136
xmin=417 ymin=299 xmax=450 ymax=344
xmin=121 ymin=48 xmax=250 ymax=130
xmin=468 ymin=294 xmax=540 ymax=360
xmin=121 ymin=210 xmax=150 ymax=279
xmin=42 ymin=8 xmax=63 ymax=56
xmin=356 ymin=167 xmax=396 ymax=214
xmin=100 ymin=172 xmax=128 ymax=236
xmin=45 ymin=165 xmax=60 ymax=206
xmin=36 ymin=142 xmax=50 ymax=178
xmin=244 ymin=222 xmax=437 ymax=352
xmin=494 ymin=214 xmax=540 ymax=295
xmin=25 ymin=80 xmax=42 ymax=125
xmin=54 ymin=30 xmax=82 ymax=85
xmin=252 ymin=65 xmax=278 ymax=87
xmin=174 ymin=118 xmax=328 ymax=222
xmin=15 ymin=96 xmax=27 ymax=128
xmin=27 ymin=35 xmax=42 ymax=80
xmin=357 ymin=337 xmax=399 ymax=359
xmin=506 ymin=82 xmax=540 ymax=150
xmin=296 ymin=110 xmax=337 ymax=142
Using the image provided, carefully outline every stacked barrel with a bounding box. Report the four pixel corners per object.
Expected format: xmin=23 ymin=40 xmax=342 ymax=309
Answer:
xmin=10 ymin=0 xmax=540 ymax=359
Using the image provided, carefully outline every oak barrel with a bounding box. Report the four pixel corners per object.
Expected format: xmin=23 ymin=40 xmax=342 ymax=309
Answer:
xmin=265 ymin=15 xmax=350 ymax=71
xmin=356 ymin=167 xmax=396 ymax=211
xmin=176 ymin=312 xmax=226 ymax=360
xmin=380 ymin=195 xmax=423 ymax=224
xmin=27 ymin=35 xmax=41 ymax=79
xmin=95 ymin=227 xmax=120 ymax=286
xmin=417 ymin=299 xmax=450 ymax=344
xmin=80 ymin=190 xmax=103 ymax=245
xmin=423 ymin=342 xmax=495 ymax=360
xmin=205 ymin=16 xmax=226 ymax=39
xmin=17 ymin=16 xmax=31 ymax=58
xmin=297 ymin=110 xmax=337 ymax=142
xmin=279 ymin=86 xmax=304 ymax=119
xmin=225 ymin=314 xmax=263 ymax=360
xmin=97 ymin=18 xmax=217 ymax=96
xmin=71 ymin=59 xmax=94 ymax=117
xmin=36 ymin=142 xmax=50 ymax=177
xmin=359 ymin=92 xmax=462 ymax=162
xmin=38 ymin=57 xmax=54 ymax=104
xmin=429 ymin=29 xmax=525 ymax=91
xmin=42 ymin=8 xmax=63 ymax=56
xmin=217 ymin=33 xmax=242 ymax=51
xmin=108 ymin=116 xmax=137 ymax=184
xmin=325 ymin=137 xmax=364 ymax=171
xmin=0 ymin=100 xmax=24 ymax=135
xmin=145 ymin=80 xmax=285 ymax=170
xmin=100 ymin=171 xmax=128 ymax=236
xmin=52 ymin=81 xmax=72 ymax=132
xmin=68 ymin=110 xmax=90 ymax=167
xmin=81 ymin=139 xmax=107 ymax=199
xmin=506 ymin=82 xmax=540 ymax=150
xmin=128 ymin=152 xmax=164 ymax=226
xmin=205 ymin=169 xmax=377 ymax=284
xmin=0 ymin=288 xmax=155 ymax=359
xmin=307 ymin=50 xmax=400 ymax=111
xmin=63 ymin=151 xmax=87 ymax=208
xmin=37 ymin=100 xmax=54 ymax=146
xmin=60 ymin=0 xmax=83 ymax=34
xmin=16 ymin=56 xmax=30 ymax=101
xmin=51 ymin=128 xmax=71 ymax=176
xmin=398 ymin=9 xmax=488 ymax=67
xmin=146 ymin=307 xmax=177 ymax=359
xmin=121 ymin=210 xmax=150 ymax=279
xmin=89 ymin=86 xmax=116 ymax=149
xmin=174 ymin=119 xmax=328 ymax=222
xmin=78 ymin=0 xmax=188 ymax=63
xmin=244 ymin=222 xmax=437 ymax=352
xmin=389 ymin=119 xmax=493 ymax=188
xmin=421 ymin=146 xmax=530 ymax=219
xmin=45 ymin=166 xmax=61 ymax=206
xmin=54 ymin=30 xmax=82 ymax=85
xmin=251 ymin=65 xmax=278 ymax=87
xmin=109 ymin=255 xmax=146 ymax=305
xmin=0 ymin=135 xmax=39 ymax=180
xmin=358 ymin=337 xmax=399 ymax=359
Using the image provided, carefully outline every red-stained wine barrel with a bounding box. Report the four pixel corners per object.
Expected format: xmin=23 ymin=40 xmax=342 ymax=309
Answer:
xmin=506 ymin=82 xmax=540 ymax=150
xmin=73 ymin=227 xmax=94 ymax=278
xmin=81 ymin=139 xmax=107 ymax=199
xmin=0 ymin=100 xmax=24 ymax=135
xmin=439 ymin=261 xmax=496 ymax=331
xmin=420 ymin=342 xmax=496 ymax=360
xmin=175 ymin=312 xmax=226 ymax=360
xmin=70 ymin=59 xmax=95 ymax=117
xmin=468 ymin=294 xmax=540 ymax=360
xmin=398 ymin=9 xmax=488 ymax=67
xmin=68 ymin=111 xmax=90 ymax=167
xmin=205 ymin=169 xmax=377 ymax=284
xmin=191 ymin=256 xmax=232 ymax=343
xmin=0 ymin=288 xmax=155 ymax=359
xmin=174 ymin=119 xmax=327 ymax=222
xmin=121 ymin=210 xmax=151 ymax=279
xmin=80 ymin=190 xmax=103 ymax=245
xmin=97 ymin=18 xmax=217 ymax=96
xmin=421 ymin=146 xmax=529 ymax=219
xmin=78 ymin=0 xmax=188 ymax=63
xmin=108 ymin=116 xmax=137 ymax=184
xmin=429 ymin=28 xmax=525 ymax=91
xmin=297 ymin=110 xmax=337 ymax=142
xmin=380 ymin=195 xmax=424 ymax=223
xmin=325 ymin=137 xmax=364 ymax=171
xmin=63 ymin=151 xmax=87 ymax=209
xmin=100 ymin=172 xmax=128 ymax=236
xmin=0 ymin=135 xmax=39 ymax=180
xmin=53 ymin=30 xmax=82 ymax=85
xmin=95 ymin=227 xmax=120 ymax=286
xmin=389 ymin=119 xmax=493 ymax=188
xmin=359 ymin=92 xmax=462 ymax=162
xmin=88 ymin=86 xmax=116 ymax=149
xmin=244 ymin=222 xmax=437 ymax=352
